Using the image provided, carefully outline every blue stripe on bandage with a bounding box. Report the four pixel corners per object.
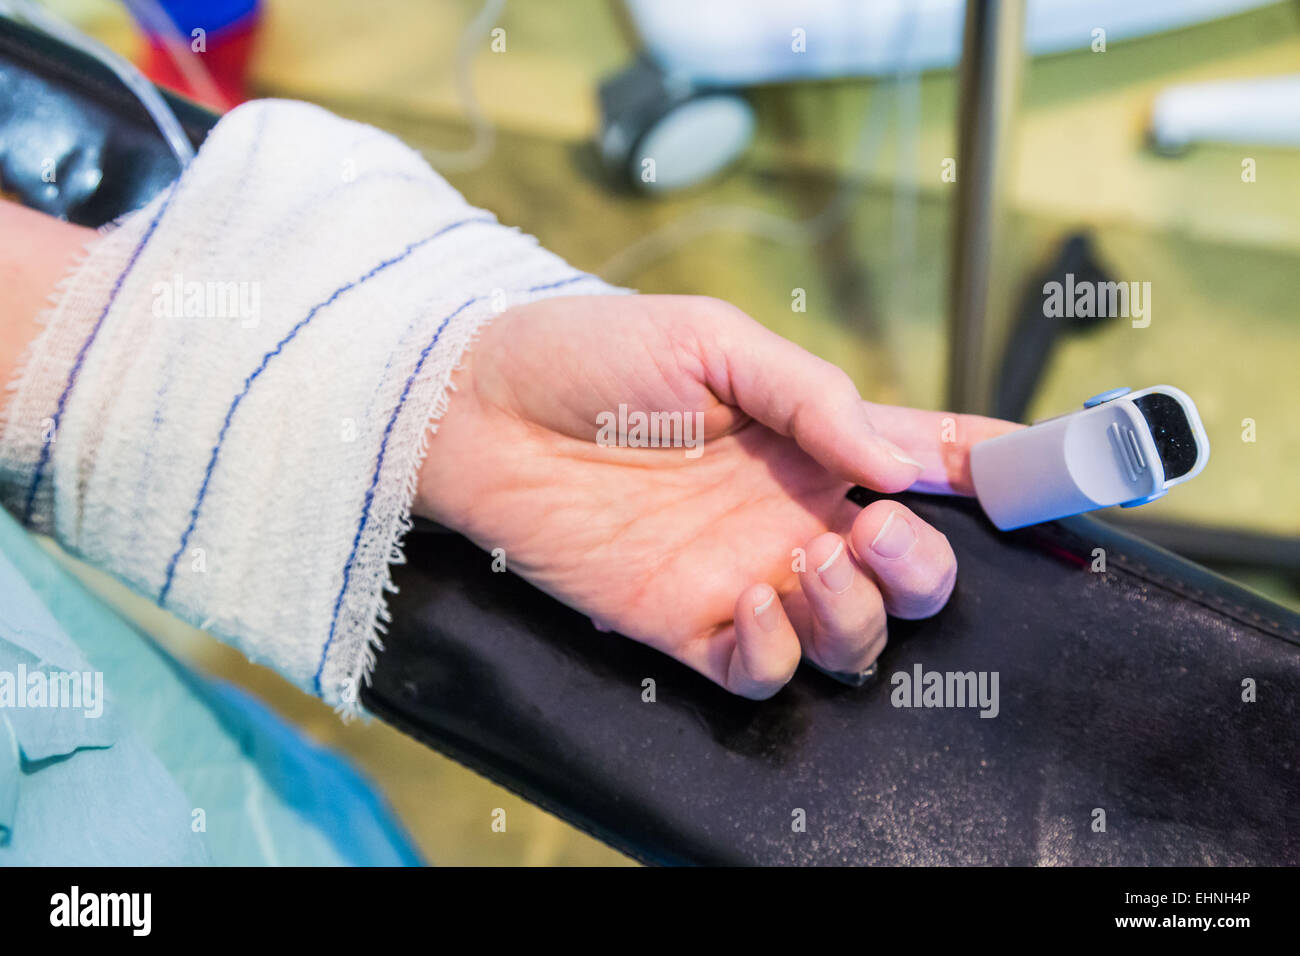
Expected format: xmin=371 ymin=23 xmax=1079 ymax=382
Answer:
xmin=125 ymin=106 xmax=271 ymax=556
xmin=22 ymin=182 xmax=183 ymax=525
xmin=314 ymin=272 xmax=595 ymax=697
xmin=128 ymin=172 xmax=435 ymax=549
xmin=156 ymin=215 xmax=495 ymax=606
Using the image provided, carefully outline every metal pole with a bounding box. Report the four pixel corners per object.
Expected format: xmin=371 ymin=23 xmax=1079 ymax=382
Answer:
xmin=947 ymin=0 xmax=1024 ymax=414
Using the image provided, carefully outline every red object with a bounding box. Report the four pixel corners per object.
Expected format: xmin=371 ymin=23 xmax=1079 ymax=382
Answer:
xmin=137 ymin=13 xmax=260 ymax=111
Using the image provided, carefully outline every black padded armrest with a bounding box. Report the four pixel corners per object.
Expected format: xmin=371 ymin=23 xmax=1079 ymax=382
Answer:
xmin=364 ymin=496 xmax=1300 ymax=865
xmin=0 ymin=17 xmax=212 ymax=224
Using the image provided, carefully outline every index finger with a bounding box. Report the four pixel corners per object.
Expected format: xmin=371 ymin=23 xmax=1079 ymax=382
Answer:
xmin=863 ymin=402 xmax=1022 ymax=496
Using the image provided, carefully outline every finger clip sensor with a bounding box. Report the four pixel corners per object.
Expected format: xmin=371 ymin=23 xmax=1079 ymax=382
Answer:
xmin=971 ymin=385 xmax=1210 ymax=531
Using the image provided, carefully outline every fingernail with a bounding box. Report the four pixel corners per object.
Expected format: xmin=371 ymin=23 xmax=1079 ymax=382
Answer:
xmin=870 ymin=511 xmax=917 ymax=559
xmin=878 ymin=437 xmax=923 ymax=470
xmin=753 ymin=587 xmax=781 ymax=631
xmin=816 ymin=540 xmax=854 ymax=593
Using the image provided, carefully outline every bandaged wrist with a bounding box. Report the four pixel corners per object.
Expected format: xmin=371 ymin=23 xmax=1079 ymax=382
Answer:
xmin=0 ymin=99 xmax=617 ymax=712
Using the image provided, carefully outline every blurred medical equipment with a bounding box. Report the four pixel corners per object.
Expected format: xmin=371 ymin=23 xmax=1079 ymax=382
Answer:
xmin=417 ymin=0 xmax=506 ymax=172
xmin=599 ymin=0 xmax=1280 ymax=193
xmin=124 ymin=0 xmax=254 ymax=110
xmin=2 ymin=0 xmax=193 ymax=167
xmin=1150 ymin=74 xmax=1300 ymax=152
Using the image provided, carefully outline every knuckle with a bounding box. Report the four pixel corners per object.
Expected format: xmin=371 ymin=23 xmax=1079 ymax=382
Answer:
xmin=744 ymin=662 xmax=795 ymax=696
xmin=823 ymin=364 xmax=861 ymax=405
xmin=692 ymin=295 xmax=752 ymax=330
xmin=908 ymin=551 xmax=958 ymax=617
xmin=822 ymin=589 xmax=886 ymax=662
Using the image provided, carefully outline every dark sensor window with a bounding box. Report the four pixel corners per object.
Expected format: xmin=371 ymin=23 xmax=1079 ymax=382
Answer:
xmin=1134 ymin=392 xmax=1199 ymax=480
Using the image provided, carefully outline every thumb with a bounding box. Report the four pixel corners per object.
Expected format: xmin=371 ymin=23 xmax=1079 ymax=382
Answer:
xmin=705 ymin=307 xmax=922 ymax=492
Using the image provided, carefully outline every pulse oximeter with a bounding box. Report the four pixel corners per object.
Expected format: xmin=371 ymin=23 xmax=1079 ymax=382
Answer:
xmin=970 ymin=385 xmax=1210 ymax=531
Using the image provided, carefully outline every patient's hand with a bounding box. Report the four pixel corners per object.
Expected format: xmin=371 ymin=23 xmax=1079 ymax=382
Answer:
xmin=417 ymin=295 xmax=1016 ymax=698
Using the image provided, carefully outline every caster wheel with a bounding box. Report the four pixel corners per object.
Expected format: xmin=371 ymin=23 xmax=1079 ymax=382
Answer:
xmin=598 ymin=59 xmax=755 ymax=194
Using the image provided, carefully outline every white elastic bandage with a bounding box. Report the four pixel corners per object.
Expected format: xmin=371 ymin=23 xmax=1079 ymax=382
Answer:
xmin=0 ymin=99 xmax=618 ymax=712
